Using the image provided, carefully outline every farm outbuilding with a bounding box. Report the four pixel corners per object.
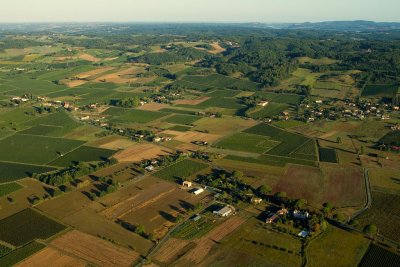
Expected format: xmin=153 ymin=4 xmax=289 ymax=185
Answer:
xmin=192 ymin=188 xmax=204 ymax=195
xmin=182 ymin=181 xmax=192 ymax=188
xmin=213 ymin=206 xmax=233 ymax=217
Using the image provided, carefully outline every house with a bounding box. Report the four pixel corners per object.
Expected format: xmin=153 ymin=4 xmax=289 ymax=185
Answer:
xmin=315 ymin=100 xmax=323 ymax=104
xmin=277 ymin=208 xmax=288 ymax=216
xmin=80 ymin=116 xmax=90 ymax=121
xmin=293 ymin=210 xmax=310 ymax=220
xmin=145 ymin=165 xmax=155 ymax=172
xmin=251 ymin=198 xmax=262 ymax=204
xmin=266 ymin=214 xmax=279 ymax=224
xmin=182 ymin=181 xmax=192 ymax=188
xmin=192 ymin=188 xmax=204 ymax=195
xmin=213 ymin=206 xmax=233 ymax=217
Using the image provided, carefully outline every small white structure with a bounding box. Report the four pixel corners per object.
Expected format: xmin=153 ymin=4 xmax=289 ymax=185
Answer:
xmin=145 ymin=165 xmax=155 ymax=172
xmin=258 ymin=101 xmax=269 ymax=107
xmin=192 ymin=188 xmax=204 ymax=195
xmin=182 ymin=181 xmax=192 ymax=188
xmin=315 ymin=100 xmax=323 ymax=104
xmin=298 ymin=230 xmax=309 ymax=238
xmin=153 ymin=137 xmax=162 ymax=142
xmin=213 ymin=206 xmax=233 ymax=217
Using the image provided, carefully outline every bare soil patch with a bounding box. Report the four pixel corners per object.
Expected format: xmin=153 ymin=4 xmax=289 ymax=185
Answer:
xmin=114 ymin=143 xmax=173 ymax=162
xmin=51 ymin=230 xmax=140 ymax=267
xmin=89 ymin=135 xmax=135 ymax=150
xmin=209 ymin=42 xmax=226 ymax=54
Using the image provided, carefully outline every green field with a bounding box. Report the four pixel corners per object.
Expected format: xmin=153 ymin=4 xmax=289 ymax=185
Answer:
xmin=0 ymin=183 xmax=23 ymax=197
xmin=356 ymin=191 xmax=400 ymax=242
xmin=318 ymin=148 xmax=338 ymax=163
xmin=0 ymin=209 xmax=66 ymax=247
xmin=0 ymin=162 xmax=56 ymax=183
xmin=0 ymin=241 xmax=45 ymax=267
xmin=307 ymin=226 xmax=370 ymax=267
xmin=172 ymin=217 xmax=215 ymax=239
xmin=21 ymin=111 xmax=81 ymax=137
xmin=379 ymin=130 xmax=400 ymax=146
xmin=362 ymin=84 xmax=399 ymax=98
xmin=359 ymin=244 xmax=400 ymax=267
xmin=180 ymin=74 xmax=259 ymax=91
xmin=159 ymin=108 xmax=197 ymax=115
xmin=0 ymin=134 xmax=85 ymax=165
xmin=207 ymin=218 xmax=302 ymax=266
xmin=214 ymin=132 xmax=278 ymax=154
xmin=168 ymin=125 xmax=192 ymax=132
xmin=254 ymin=92 xmax=304 ymax=105
xmin=247 ymin=103 xmax=288 ymax=119
xmin=164 ymin=114 xmax=201 ymax=125
xmin=0 ymin=243 xmax=12 ymax=257
xmin=244 ymin=123 xmax=316 ymax=160
xmin=48 ymin=146 xmax=115 ymax=167
xmin=103 ymin=107 xmax=168 ymax=124
xmin=154 ymin=159 xmax=208 ymax=181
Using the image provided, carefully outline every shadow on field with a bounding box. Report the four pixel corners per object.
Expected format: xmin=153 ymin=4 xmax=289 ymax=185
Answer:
xmin=159 ymin=210 xmax=176 ymax=222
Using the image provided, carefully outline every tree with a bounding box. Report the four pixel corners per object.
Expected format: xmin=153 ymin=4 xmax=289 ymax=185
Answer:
xmin=364 ymin=224 xmax=378 ymax=235
xmin=257 ymin=185 xmax=272 ymax=198
xmin=336 ymin=136 xmax=342 ymax=144
xmin=293 ymin=199 xmax=307 ymax=209
xmin=274 ymin=191 xmax=287 ymax=200
xmin=322 ymin=202 xmax=334 ymax=214
xmin=135 ymin=224 xmax=146 ymax=235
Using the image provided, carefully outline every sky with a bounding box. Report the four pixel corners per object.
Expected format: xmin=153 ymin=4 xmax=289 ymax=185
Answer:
xmin=0 ymin=0 xmax=399 ymax=23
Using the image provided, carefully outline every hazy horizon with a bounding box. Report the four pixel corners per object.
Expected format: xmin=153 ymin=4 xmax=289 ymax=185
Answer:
xmin=0 ymin=0 xmax=399 ymax=23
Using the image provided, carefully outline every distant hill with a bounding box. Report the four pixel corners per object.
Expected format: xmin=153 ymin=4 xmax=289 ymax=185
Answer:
xmin=255 ymin=20 xmax=400 ymax=32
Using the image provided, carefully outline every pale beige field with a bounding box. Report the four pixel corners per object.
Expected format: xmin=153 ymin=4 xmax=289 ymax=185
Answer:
xmin=75 ymin=66 xmax=115 ymax=79
xmin=114 ymin=143 xmax=173 ymax=162
xmin=51 ymin=230 xmax=141 ymax=267
xmin=16 ymin=247 xmax=87 ymax=267
xmin=161 ymin=130 xmax=221 ymax=143
xmin=174 ymin=97 xmax=210 ymax=105
xmin=138 ymin=102 xmax=170 ymax=111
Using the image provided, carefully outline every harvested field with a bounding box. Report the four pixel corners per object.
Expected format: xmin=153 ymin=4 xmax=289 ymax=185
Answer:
xmin=161 ymin=130 xmax=221 ymax=143
xmin=153 ymin=238 xmax=191 ymax=264
xmin=174 ymin=97 xmax=210 ymax=105
xmin=138 ymin=102 xmax=170 ymax=111
xmin=193 ymin=117 xmax=258 ymax=135
xmin=61 ymin=208 xmax=153 ymax=254
xmin=51 ymin=230 xmax=140 ymax=267
xmin=178 ymin=216 xmax=246 ymax=264
xmin=63 ymin=79 xmax=87 ymax=88
xmin=16 ymin=247 xmax=87 ymax=267
xmin=94 ymin=67 xmax=155 ymax=84
xmin=114 ymin=143 xmax=173 ymax=162
xmin=75 ymin=67 xmax=114 ymax=79
xmin=89 ymin=136 xmax=135 ymax=150
xmin=103 ymin=177 xmax=208 ymax=238
xmin=79 ymin=53 xmax=100 ymax=62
